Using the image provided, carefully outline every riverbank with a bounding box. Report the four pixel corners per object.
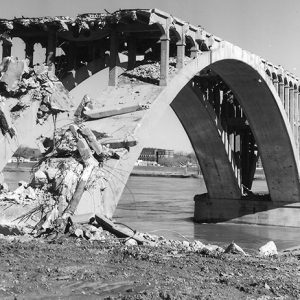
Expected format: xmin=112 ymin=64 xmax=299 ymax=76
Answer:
xmin=131 ymin=165 xmax=201 ymax=178
xmin=0 ymin=232 xmax=299 ymax=299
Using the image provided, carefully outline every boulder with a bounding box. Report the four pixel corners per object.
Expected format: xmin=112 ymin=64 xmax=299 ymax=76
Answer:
xmin=201 ymin=244 xmax=225 ymax=254
xmin=74 ymin=228 xmax=84 ymax=238
xmin=0 ymin=57 xmax=25 ymax=91
xmin=45 ymin=167 xmax=57 ymax=181
xmin=190 ymin=240 xmax=205 ymax=251
xmin=125 ymin=238 xmax=138 ymax=246
xmin=225 ymin=242 xmax=246 ymax=255
xmin=33 ymin=170 xmax=48 ymax=187
xmin=259 ymin=241 xmax=278 ymax=256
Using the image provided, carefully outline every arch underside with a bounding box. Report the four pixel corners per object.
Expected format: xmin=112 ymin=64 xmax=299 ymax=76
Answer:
xmin=171 ymin=83 xmax=242 ymax=200
xmin=209 ymin=59 xmax=300 ymax=202
xmin=134 ymin=55 xmax=300 ymax=206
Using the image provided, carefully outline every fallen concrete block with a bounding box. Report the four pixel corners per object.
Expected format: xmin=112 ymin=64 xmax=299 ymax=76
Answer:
xmin=0 ymin=57 xmax=25 ymax=91
xmin=33 ymin=170 xmax=48 ymax=187
xmin=102 ymin=138 xmax=138 ymax=149
xmin=95 ymin=214 xmax=146 ymax=245
xmin=74 ymin=94 xmax=93 ymax=118
xmin=74 ymin=228 xmax=84 ymax=238
xmin=84 ymin=104 xmax=146 ymax=120
xmin=225 ymin=242 xmax=246 ymax=255
xmin=70 ymin=213 xmax=95 ymax=224
xmin=259 ymin=241 xmax=278 ymax=256
xmin=125 ymin=238 xmax=138 ymax=246
xmin=79 ymin=125 xmax=102 ymax=155
xmin=190 ymin=240 xmax=205 ymax=251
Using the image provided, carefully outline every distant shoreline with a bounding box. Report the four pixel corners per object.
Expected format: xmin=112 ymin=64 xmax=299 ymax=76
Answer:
xmin=3 ymin=163 xmax=265 ymax=180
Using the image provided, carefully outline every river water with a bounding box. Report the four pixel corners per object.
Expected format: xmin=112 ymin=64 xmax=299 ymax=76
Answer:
xmin=3 ymin=167 xmax=300 ymax=250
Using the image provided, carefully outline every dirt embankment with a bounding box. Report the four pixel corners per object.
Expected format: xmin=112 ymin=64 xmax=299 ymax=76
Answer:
xmin=0 ymin=233 xmax=299 ymax=300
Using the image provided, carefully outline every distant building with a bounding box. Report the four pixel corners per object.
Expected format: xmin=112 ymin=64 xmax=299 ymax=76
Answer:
xmin=138 ymin=148 xmax=174 ymax=164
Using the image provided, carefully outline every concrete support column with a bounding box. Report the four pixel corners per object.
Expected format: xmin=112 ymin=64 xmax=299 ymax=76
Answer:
xmin=272 ymin=79 xmax=279 ymax=93
xmin=127 ymin=36 xmax=136 ymax=70
xmin=289 ymin=88 xmax=294 ymax=133
xmin=2 ymin=39 xmax=12 ymax=59
xmin=298 ymin=92 xmax=300 ymax=158
xmin=294 ymin=89 xmax=299 ymax=150
xmin=108 ymin=30 xmax=119 ymax=86
xmin=278 ymin=81 xmax=284 ymax=104
xmin=159 ymin=35 xmax=170 ymax=86
xmin=46 ymin=30 xmax=56 ymax=74
xmin=284 ymin=84 xmax=290 ymax=119
xmin=24 ymin=40 xmax=34 ymax=67
xmin=176 ymin=42 xmax=185 ymax=69
xmin=190 ymin=45 xmax=199 ymax=59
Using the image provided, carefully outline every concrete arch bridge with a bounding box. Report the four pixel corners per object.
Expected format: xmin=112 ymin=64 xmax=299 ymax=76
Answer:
xmin=0 ymin=9 xmax=299 ymax=227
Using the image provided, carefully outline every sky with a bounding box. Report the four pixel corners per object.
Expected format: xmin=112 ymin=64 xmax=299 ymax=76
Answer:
xmin=1 ymin=0 xmax=300 ymax=152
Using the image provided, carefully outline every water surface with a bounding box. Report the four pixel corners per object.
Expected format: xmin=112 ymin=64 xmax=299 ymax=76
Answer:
xmin=4 ymin=167 xmax=300 ymax=250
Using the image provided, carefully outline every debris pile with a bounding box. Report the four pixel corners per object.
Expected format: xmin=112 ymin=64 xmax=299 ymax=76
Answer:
xmin=122 ymin=59 xmax=178 ymax=85
xmin=0 ymin=121 xmax=130 ymax=234
xmin=0 ymin=57 xmax=72 ymax=126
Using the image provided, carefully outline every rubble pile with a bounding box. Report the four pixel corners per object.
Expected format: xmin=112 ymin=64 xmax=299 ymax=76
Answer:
xmin=0 ymin=121 xmax=130 ymax=234
xmin=0 ymin=57 xmax=72 ymax=126
xmin=122 ymin=59 xmax=177 ymax=85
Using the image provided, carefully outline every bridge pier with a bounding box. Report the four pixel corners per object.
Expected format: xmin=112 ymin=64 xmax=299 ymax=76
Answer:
xmin=194 ymin=193 xmax=300 ymax=227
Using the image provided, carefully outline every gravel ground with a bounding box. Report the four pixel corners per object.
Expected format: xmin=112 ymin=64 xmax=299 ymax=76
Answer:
xmin=0 ymin=234 xmax=299 ymax=300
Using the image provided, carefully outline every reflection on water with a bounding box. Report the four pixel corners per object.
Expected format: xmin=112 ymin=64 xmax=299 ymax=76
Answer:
xmin=116 ymin=176 xmax=300 ymax=250
xmin=3 ymin=167 xmax=300 ymax=250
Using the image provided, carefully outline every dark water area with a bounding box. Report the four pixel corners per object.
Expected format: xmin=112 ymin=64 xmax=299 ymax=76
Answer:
xmin=116 ymin=177 xmax=300 ymax=251
xmin=3 ymin=166 xmax=300 ymax=250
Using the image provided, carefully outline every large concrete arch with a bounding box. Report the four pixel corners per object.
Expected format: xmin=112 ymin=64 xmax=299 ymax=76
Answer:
xmin=131 ymin=42 xmax=300 ymax=207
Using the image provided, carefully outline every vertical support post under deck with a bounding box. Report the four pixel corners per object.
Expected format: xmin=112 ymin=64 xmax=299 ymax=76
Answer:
xmin=298 ymin=92 xmax=300 ymax=158
xmin=294 ymin=89 xmax=299 ymax=151
xmin=289 ymin=87 xmax=294 ymax=133
xmin=176 ymin=42 xmax=185 ymax=69
xmin=109 ymin=30 xmax=119 ymax=86
xmin=278 ymin=81 xmax=284 ymax=109
xmin=272 ymin=79 xmax=279 ymax=93
xmin=190 ymin=45 xmax=199 ymax=59
xmin=127 ymin=36 xmax=136 ymax=70
xmin=159 ymin=35 xmax=170 ymax=86
xmin=284 ymin=84 xmax=290 ymax=120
